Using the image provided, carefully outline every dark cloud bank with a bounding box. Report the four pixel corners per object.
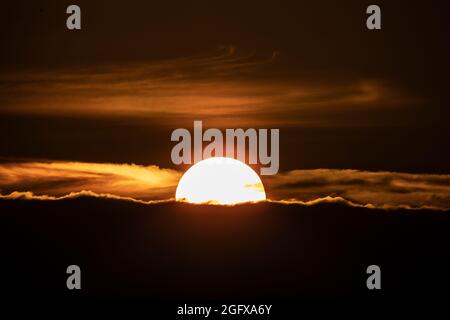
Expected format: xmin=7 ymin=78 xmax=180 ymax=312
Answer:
xmin=1 ymin=196 xmax=449 ymax=303
xmin=1 ymin=161 xmax=449 ymax=210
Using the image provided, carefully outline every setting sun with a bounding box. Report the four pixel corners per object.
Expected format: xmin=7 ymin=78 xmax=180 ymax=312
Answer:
xmin=175 ymin=157 xmax=266 ymax=205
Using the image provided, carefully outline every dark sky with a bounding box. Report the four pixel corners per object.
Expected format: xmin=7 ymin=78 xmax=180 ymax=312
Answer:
xmin=0 ymin=0 xmax=449 ymax=173
xmin=2 ymin=2 xmax=450 ymax=305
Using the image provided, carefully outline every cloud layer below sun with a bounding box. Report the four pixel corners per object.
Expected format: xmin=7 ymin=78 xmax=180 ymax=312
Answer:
xmin=265 ymin=169 xmax=450 ymax=210
xmin=0 ymin=161 xmax=449 ymax=210
xmin=0 ymin=161 xmax=181 ymax=201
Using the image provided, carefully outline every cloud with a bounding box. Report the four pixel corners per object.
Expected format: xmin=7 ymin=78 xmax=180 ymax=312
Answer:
xmin=0 ymin=49 xmax=411 ymax=127
xmin=1 ymin=190 xmax=444 ymax=211
xmin=0 ymin=161 xmax=448 ymax=210
xmin=265 ymin=169 xmax=450 ymax=210
xmin=0 ymin=190 xmax=170 ymax=204
xmin=0 ymin=190 xmax=368 ymax=208
xmin=0 ymin=161 xmax=181 ymax=200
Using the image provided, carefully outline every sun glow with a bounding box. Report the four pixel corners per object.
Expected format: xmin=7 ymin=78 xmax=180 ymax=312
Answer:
xmin=175 ymin=157 xmax=266 ymax=205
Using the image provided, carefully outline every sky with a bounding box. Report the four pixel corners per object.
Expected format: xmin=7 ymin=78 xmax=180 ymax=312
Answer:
xmin=0 ymin=0 xmax=449 ymax=209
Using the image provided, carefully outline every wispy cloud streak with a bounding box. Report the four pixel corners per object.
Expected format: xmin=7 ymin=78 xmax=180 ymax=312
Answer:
xmin=0 ymin=161 xmax=181 ymax=200
xmin=0 ymin=49 xmax=410 ymax=126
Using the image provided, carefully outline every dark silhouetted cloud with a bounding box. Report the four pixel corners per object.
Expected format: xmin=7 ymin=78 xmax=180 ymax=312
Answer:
xmin=0 ymin=161 xmax=449 ymax=210
xmin=265 ymin=169 xmax=450 ymax=210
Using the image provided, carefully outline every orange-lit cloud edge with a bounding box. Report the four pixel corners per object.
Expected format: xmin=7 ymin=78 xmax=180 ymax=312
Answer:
xmin=0 ymin=161 xmax=449 ymax=211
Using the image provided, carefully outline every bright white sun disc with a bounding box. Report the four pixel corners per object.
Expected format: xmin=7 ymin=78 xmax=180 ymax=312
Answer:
xmin=175 ymin=157 xmax=266 ymax=205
